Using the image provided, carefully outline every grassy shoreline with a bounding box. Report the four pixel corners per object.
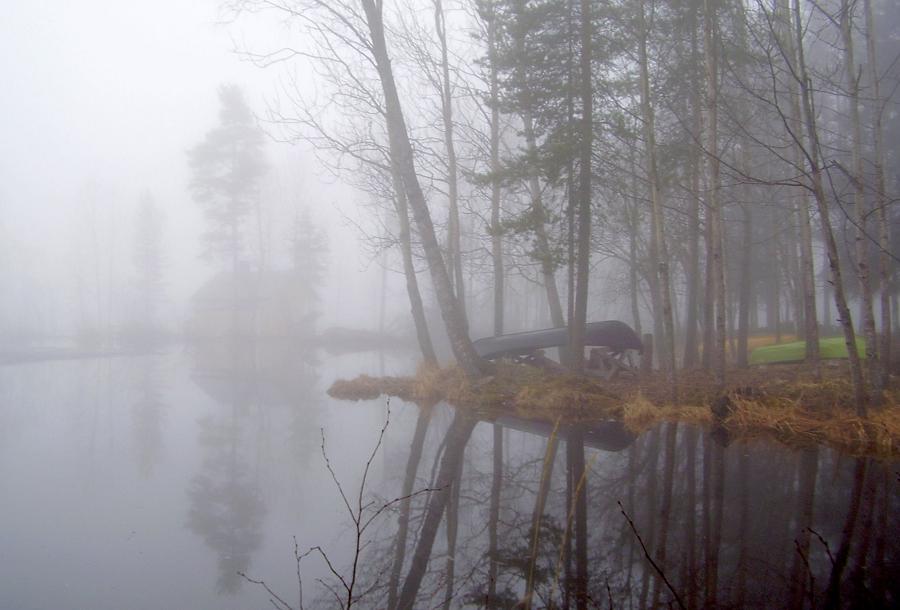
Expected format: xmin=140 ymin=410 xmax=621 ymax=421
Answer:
xmin=329 ymin=361 xmax=899 ymax=459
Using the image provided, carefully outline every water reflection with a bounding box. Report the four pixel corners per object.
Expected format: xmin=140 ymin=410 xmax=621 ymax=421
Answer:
xmin=285 ymin=402 xmax=897 ymax=610
xmin=131 ymin=357 xmax=166 ymax=477
xmin=1 ymin=350 xmax=895 ymax=608
xmin=186 ymin=338 xmax=321 ymax=594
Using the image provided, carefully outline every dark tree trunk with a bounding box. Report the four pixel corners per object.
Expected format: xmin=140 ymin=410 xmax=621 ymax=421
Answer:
xmin=362 ymin=0 xmax=487 ymax=378
xmin=394 ymin=412 xmax=476 ymax=610
xmin=523 ymin=428 xmax=560 ymax=609
xmin=683 ymin=0 xmax=703 ymax=370
xmin=435 ymin=0 xmax=467 ymax=330
xmin=791 ymin=0 xmax=867 ymax=414
xmin=486 ymin=0 xmax=504 ymax=337
xmin=568 ymin=0 xmax=592 ymax=372
xmin=487 ymin=423 xmax=502 ymax=604
xmin=737 ymin=203 xmax=753 ymax=367
xmin=787 ymin=447 xmax=818 ymax=609
xmin=387 ymin=405 xmax=433 ymax=609
xmin=391 ymin=161 xmax=438 ymax=366
xmin=824 ymin=458 xmax=868 ymax=610
xmin=567 ymin=430 xmax=588 ymax=610
xmin=651 ymin=422 xmax=677 ymax=608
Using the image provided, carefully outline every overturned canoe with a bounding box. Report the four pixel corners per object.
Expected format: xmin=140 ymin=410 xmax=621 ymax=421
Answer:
xmin=473 ymin=320 xmax=642 ymax=360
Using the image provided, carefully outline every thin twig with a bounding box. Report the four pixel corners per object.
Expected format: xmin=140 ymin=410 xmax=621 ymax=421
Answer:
xmin=809 ymin=527 xmax=835 ymax=567
xmin=618 ymin=502 xmax=686 ymax=610
xmin=794 ymin=539 xmax=817 ymax=610
xmin=238 ymin=572 xmax=296 ymax=610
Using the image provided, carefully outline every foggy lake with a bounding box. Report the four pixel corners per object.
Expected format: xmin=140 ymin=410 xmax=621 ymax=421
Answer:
xmin=1 ymin=344 xmax=895 ymax=609
xmin=3 ymin=0 xmax=899 ymax=607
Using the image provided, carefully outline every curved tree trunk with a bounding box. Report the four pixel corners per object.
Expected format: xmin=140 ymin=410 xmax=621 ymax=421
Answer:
xmin=362 ymin=0 xmax=487 ymax=378
xmin=791 ymin=0 xmax=867 ymax=414
xmin=391 ymin=160 xmax=438 ymax=366
xmin=386 ymin=405 xmax=433 ymax=609
xmin=394 ymin=412 xmax=476 ymax=610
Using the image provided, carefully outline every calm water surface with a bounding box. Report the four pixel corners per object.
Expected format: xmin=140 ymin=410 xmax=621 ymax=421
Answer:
xmin=0 ymin=343 xmax=896 ymax=609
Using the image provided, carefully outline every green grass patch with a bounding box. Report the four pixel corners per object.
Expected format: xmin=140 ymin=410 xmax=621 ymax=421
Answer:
xmin=750 ymin=336 xmax=865 ymax=365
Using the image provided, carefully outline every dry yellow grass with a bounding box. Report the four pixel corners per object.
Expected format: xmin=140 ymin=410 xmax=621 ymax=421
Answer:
xmin=328 ymin=362 xmax=900 ymax=458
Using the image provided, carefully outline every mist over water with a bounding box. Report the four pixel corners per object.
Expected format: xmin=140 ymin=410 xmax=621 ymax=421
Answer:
xmin=1 ymin=0 xmax=899 ymax=608
xmin=1 ymin=347 xmax=896 ymax=608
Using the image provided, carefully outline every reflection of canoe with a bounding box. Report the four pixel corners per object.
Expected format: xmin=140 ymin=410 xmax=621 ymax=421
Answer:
xmin=492 ymin=415 xmax=635 ymax=452
xmin=473 ymin=321 xmax=642 ymax=360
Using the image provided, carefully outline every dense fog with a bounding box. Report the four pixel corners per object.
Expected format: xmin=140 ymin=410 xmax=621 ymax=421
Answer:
xmin=1 ymin=0 xmax=898 ymax=609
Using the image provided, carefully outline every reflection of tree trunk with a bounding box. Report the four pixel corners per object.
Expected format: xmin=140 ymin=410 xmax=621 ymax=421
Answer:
xmin=395 ymin=412 xmax=476 ymax=610
xmin=824 ymin=458 xmax=868 ymax=610
xmin=442 ymin=451 xmax=462 ymax=610
xmin=871 ymin=468 xmax=888 ymax=601
xmin=487 ymin=423 xmax=503 ymax=603
xmin=567 ymin=430 xmax=588 ymax=610
xmin=849 ymin=462 xmax=878 ymax=603
xmin=563 ymin=444 xmax=574 ymax=610
xmin=787 ymin=447 xmax=818 ymax=609
xmin=734 ymin=448 xmax=749 ymax=608
xmin=705 ymin=439 xmax=725 ymax=606
xmin=625 ymin=443 xmax=638 ymax=603
xmin=639 ymin=428 xmax=660 ymax=609
xmin=651 ymin=422 xmax=677 ymax=609
xmin=684 ymin=427 xmax=698 ymax=609
xmin=524 ymin=426 xmax=561 ymax=609
xmin=387 ymin=405 xmax=433 ymax=610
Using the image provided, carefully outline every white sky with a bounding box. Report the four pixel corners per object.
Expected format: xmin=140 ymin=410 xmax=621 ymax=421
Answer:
xmin=0 ymin=0 xmax=383 ymax=333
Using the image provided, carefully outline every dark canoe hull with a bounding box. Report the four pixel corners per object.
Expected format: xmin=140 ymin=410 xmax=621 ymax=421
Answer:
xmin=473 ymin=320 xmax=642 ymax=360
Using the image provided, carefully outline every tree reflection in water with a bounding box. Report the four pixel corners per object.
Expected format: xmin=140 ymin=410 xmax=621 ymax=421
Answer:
xmin=186 ymin=337 xmax=321 ymax=594
xmin=131 ymin=357 xmax=167 ymax=478
xmin=265 ymin=399 xmax=896 ymax=609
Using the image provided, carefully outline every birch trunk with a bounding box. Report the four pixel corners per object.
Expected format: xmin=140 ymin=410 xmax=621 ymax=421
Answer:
xmin=435 ymin=0 xmax=467 ymax=328
xmin=841 ymin=0 xmax=881 ymax=402
xmin=864 ymin=0 xmax=892 ymax=384
xmin=638 ymin=0 xmax=677 ymax=396
xmin=791 ymin=0 xmax=867 ymax=414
